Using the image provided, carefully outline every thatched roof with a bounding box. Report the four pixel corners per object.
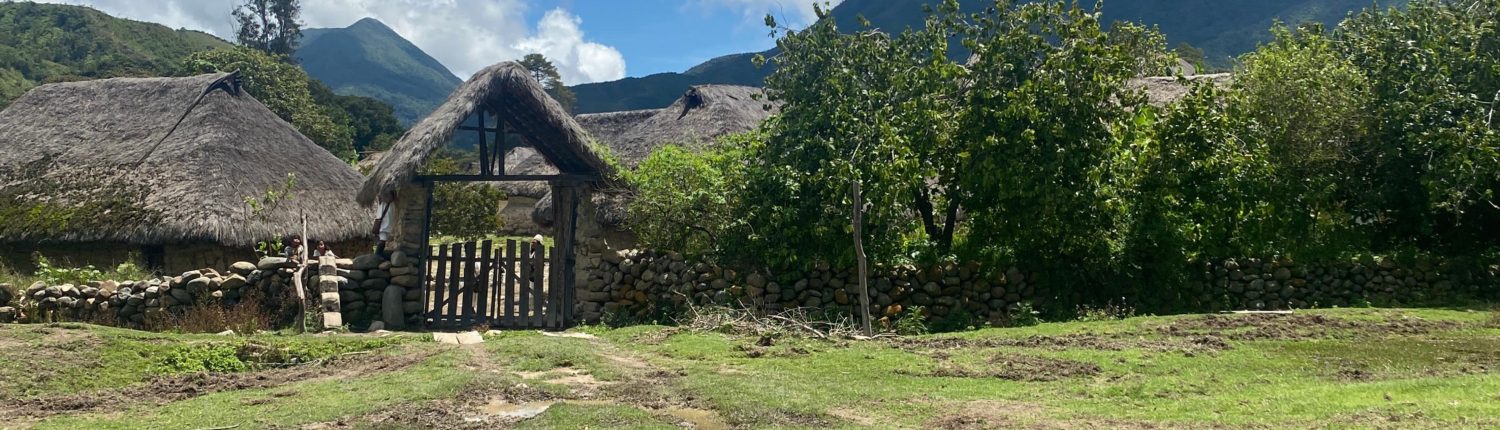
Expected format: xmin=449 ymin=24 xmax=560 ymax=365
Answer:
xmin=578 ymin=84 xmax=772 ymax=168
xmin=526 ymin=85 xmax=775 ymax=229
xmin=0 ymin=73 xmax=371 ymax=246
xmin=358 ymin=62 xmax=617 ymax=206
xmin=1128 ymin=73 xmax=1233 ymax=106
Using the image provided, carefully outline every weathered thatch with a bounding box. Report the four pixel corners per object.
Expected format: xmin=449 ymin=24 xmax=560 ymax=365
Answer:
xmin=358 ymin=62 xmax=617 ymax=206
xmin=579 ymin=84 xmax=773 ymax=169
xmin=526 ymin=85 xmax=776 ymax=229
xmin=0 ymin=73 xmax=371 ymax=246
xmin=1128 ymin=73 xmax=1233 ymax=106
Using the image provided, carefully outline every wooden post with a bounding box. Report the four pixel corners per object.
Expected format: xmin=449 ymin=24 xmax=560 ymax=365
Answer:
xmin=478 ymin=112 xmax=490 ymax=176
xmin=293 ymin=212 xmax=309 ymax=333
xmin=853 ymin=181 xmax=872 ymax=337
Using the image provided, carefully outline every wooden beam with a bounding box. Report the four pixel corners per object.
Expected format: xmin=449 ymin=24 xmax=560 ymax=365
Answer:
xmin=456 ymin=126 xmax=503 ymax=133
xmin=478 ymin=112 xmax=490 ymax=176
xmin=415 ymin=173 xmax=598 ymax=183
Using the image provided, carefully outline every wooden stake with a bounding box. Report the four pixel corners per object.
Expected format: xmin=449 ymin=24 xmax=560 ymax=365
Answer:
xmin=292 ymin=212 xmax=309 ymax=333
xmin=853 ymin=181 xmax=872 ymax=337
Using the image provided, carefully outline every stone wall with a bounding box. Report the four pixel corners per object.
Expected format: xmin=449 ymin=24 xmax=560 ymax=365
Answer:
xmin=1 ymin=241 xmax=372 ymax=276
xmin=0 ymin=253 xmax=422 ymax=329
xmin=1197 ymin=257 xmax=1496 ymax=310
xmin=574 ymin=248 xmax=1498 ymax=325
xmin=574 ymin=248 xmax=1041 ymax=325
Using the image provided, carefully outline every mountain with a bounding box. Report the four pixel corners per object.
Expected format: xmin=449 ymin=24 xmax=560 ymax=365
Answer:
xmin=296 ymin=18 xmax=463 ymax=125
xmin=572 ymin=0 xmax=1403 ymax=113
xmin=0 ymin=2 xmax=231 ymax=108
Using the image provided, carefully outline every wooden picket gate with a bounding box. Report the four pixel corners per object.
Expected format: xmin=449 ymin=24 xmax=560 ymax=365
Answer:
xmin=423 ymin=239 xmax=570 ymax=329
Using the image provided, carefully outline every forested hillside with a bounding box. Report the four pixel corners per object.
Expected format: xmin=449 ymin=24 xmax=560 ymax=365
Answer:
xmin=296 ymin=18 xmax=463 ymax=125
xmin=0 ymin=2 xmax=230 ymax=108
xmin=572 ymin=0 xmax=1406 ymax=113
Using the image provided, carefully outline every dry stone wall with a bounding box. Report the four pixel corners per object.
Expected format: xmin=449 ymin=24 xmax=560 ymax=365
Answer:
xmin=0 ymin=252 xmax=424 ymax=329
xmin=1197 ymin=257 xmax=1496 ymax=310
xmin=575 ymin=247 xmax=1498 ymax=324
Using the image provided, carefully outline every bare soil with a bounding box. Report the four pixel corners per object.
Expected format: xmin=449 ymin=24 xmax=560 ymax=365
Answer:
xmin=1154 ymin=313 xmax=1464 ymax=341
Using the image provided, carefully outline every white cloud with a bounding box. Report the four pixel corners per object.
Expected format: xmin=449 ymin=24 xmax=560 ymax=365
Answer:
xmin=688 ymin=0 xmax=846 ymax=28
xmin=32 ymin=0 xmax=626 ymax=84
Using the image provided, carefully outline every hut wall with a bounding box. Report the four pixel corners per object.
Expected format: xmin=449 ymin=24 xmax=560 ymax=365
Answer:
xmin=0 ymin=242 xmax=141 ymax=274
xmin=498 ymin=196 xmax=547 ymax=235
xmin=162 ymin=244 xmax=255 ymax=274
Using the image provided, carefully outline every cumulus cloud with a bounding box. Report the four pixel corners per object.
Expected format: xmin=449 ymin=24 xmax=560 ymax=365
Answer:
xmin=688 ymin=0 xmax=846 ymax=28
xmin=32 ymin=0 xmax=626 ymax=84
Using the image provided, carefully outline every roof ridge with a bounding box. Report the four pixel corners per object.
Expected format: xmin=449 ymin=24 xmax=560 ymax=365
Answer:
xmin=133 ymin=72 xmax=241 ymax=165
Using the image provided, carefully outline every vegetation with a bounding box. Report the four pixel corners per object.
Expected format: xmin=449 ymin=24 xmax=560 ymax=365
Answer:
xmin=519 ymin=53 xmax=577 ymax=113
xmin=0 ymin=2 xmax=230 ymax=108
xmin=627 ymin=0 xmax=1500 ymax=314
xmin=233 ymin=0 xmax=304 ymax=59
xmin=296 ymin=17 xmax=464 ymax=125
xmin=425 ymin=152 xmax=506 ymax=240
xmin=4 ymin=308 xmax=1497 ymax=428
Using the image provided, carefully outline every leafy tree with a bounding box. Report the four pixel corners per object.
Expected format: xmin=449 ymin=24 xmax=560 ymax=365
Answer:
xmin=627 ymin=139 xmax=749 ymax=257
xmin=518 ymin=53 xmax=577 ymax=113
xmin=179 ymin=47 xmax=355 ymax=159
xmin=955 ymin=0 xmax=1170 ymax=299
xmin=1335 ymin=0 xmax=1500 ymax=253
xmin=233 ymin=0 xmax=302 ymax=59
xmin=308 ymin=79 xmax=405 ymax=154
xmin=425 ymin=152 xmax=505 ymax=240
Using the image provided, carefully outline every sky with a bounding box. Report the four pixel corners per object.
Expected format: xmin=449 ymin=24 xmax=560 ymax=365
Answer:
xmin=33 ymin=0 xmax=844 ymax=84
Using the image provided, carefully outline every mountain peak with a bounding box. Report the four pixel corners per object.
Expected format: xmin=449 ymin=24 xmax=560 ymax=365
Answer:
xmin=348 ymin=17 xmax=394 ymax=33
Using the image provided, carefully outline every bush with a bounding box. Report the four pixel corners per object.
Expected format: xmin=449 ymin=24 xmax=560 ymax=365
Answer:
xmin=627 ymin=142 xmax=746 ymax=258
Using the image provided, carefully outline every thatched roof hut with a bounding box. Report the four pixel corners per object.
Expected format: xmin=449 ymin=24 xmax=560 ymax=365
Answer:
xmin=357 ymin=62 xmax=617 ymax=207
xmin=0 ymin=73 xmax=371 ymax=271
xmin=0 ymin=73 xmax=369 ymax=245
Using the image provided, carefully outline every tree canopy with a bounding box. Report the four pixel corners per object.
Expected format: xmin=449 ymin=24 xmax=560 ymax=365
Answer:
xmin=234 ymin=0 xmax=303 ymax=59
xmin=518 ymin=53 xmax=577 ymax=113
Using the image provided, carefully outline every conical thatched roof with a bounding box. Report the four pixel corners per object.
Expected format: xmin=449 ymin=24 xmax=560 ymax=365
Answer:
xmin=0 ymin=73 xmax=371 ymax=246
xmin=358 ymin=62 xmax=617 ymax=206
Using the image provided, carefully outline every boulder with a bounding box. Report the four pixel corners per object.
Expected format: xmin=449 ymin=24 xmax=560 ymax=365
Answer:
xmin=0 ymin=284 xmax=12 ymax=306
xmin=229 ymin=261 xmax=257 ymax=276
xmin=257 ymin=257 xmax=290 ymax=270
xmin=351 ymin=254 xmax=383 ymax=271
xmin=0 ymin=306 xmax=17 ymax=323
xmin=391 ymin=275 xmax=420 ymax=288
xmin=381 ymin=285 xmax=406 ymax=330
xmin=390 ymin=251 xmax=410 ymax=267
xmin=220 ymin=274 xmax=247 ymax=290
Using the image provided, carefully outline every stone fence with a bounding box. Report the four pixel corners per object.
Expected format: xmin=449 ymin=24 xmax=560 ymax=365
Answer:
xmin=0 ymin=252 xmax=423 ymax=330
xmin=575 ymin=248 xmax=1497 ymax=325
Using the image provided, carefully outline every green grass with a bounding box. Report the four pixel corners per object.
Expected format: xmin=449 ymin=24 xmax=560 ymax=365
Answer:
xmin=430 ymin=234 xmax=555 ymax=248
xmin=3 ymin=307 xmax=1498 ymax=429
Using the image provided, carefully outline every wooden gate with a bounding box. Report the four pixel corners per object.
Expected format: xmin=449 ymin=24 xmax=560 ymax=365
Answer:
xmin=423 ymin=239 xmax=571 ymax=329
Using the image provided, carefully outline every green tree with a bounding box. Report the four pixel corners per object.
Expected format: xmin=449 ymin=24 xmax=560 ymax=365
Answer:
xmin=955 ymin=0 xmax=1171 ymax=300
xmin=179 ymin=47 xmax=355 ymax=159
xmin=308 ymin=79 xmax=405 ymax=154
xmin=627 ymin=139 xmax=749 ymax=257
xmin=425 ymin=152 xmax=505 ymax=240
xmin=233 ymin=0 xmax=302 ymax=59
xmin=1335 ymin=0 xmax=1500 ymax=253
xmin=518 ymin=53 xmax=577 ymax=113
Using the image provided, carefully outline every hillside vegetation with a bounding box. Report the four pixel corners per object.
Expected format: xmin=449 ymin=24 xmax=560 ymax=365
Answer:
xmin=572 ymin=0 xmax=1406 ymax=113
xmin=0 ymin=2 xmax=230 ymax=109
xmin=296 ymin=18 xmax=463 ymax=125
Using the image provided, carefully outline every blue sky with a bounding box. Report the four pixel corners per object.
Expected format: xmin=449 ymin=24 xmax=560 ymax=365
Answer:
xmin=39 ymin=0 xmax=840 ymax=84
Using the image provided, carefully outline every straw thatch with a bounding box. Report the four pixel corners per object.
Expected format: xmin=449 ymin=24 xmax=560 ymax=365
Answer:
xmin=358 ymin=62 xmax=617 ymax=206
xmin=1128 ymin=73 xmax=1233 ymax=106
xmin=0 ymin=73 xmax=371 ymax=246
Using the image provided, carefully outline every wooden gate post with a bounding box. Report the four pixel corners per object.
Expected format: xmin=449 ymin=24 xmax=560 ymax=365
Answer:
xmin=548 ymin=182 xmax=581 ymax=329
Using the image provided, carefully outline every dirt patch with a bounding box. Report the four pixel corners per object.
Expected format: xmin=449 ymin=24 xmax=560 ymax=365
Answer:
xmin=1156 ymin=313 xmax=1464 ymax=341
xmin=928 ymin=400 xmax=1039 ymax=430
xmin=898 ymin=332 xmax=1231 ymax=356
xmin=0 ymin=345 xmax=433 ymax=421
xmin=898 ymin=354 xmax=1101 ymax=382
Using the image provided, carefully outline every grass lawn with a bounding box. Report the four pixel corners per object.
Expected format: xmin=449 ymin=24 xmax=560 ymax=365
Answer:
xmin=1 ymin=307 xmax=1497 ymax=429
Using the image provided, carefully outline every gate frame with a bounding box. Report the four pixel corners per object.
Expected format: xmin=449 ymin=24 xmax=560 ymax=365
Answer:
xmin=413 ymin=111 xmax=588 ymax=330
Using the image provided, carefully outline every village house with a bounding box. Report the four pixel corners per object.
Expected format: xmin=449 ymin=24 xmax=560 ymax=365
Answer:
xmin=0 ymin=73 xmax=372 ymax=274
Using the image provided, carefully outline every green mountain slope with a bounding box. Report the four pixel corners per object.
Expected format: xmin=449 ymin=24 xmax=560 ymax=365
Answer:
xmin=573 ymin=0 xmax=1404 ymax=113
xmin=296 ymin=18 xmax=463 ymax=125
xmin=0 ymin=2 xmax=230 ymax=108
